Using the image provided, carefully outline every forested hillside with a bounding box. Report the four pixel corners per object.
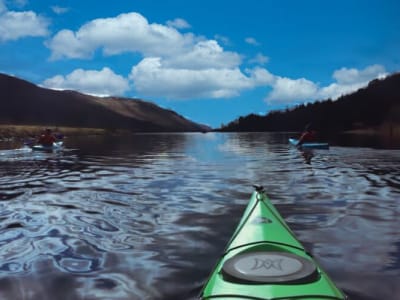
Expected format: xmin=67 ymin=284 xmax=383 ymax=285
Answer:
xmin=219 ymin=73 xmax=400 ymax=135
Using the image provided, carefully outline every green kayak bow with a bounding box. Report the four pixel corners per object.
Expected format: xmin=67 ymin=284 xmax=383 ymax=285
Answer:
xmin=200 ymin=187 xmax=346 ymax=300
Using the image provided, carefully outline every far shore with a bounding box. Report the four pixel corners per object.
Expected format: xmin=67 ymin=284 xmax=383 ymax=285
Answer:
xmin=1 ymin=124 xmax=400 ymax=143
xmin=0 ymin=124 xmax=209 ymax=142
xmin=0 ymin=124 xmax=112 ymax=141
xmin=342 ymin=123 xmax=400 ymax=138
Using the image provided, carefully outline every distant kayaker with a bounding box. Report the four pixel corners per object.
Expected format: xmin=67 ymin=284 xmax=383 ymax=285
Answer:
xmin=38 ymin=128 xmax=57 ymax=146
xmin=297 ymin=124 xmax=316 ymax=146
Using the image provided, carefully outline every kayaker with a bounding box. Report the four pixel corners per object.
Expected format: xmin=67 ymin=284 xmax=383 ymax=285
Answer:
xmin=297 ymin=124 xmax=316 ymax=146
xmin=37 ymin=128 xmax=57 ymax=146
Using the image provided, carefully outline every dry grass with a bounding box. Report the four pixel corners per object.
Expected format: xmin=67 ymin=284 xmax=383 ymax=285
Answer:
xmin=343 ymin=123 xmax=400 ymax=141
xmin=0 ymin=124 xmax=107 ymax=140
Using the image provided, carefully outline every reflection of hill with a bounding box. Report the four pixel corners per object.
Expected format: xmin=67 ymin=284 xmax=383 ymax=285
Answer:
xmin=1 ymin=73 xmax=208 ymax=132
xmin=219 ymin=73 xmax=400 ymax=136
xmin=67 ymin=133 xmax=190 ymax=157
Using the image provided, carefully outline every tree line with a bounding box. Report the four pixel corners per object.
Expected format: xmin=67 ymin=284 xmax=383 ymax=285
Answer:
xmin=219 ymin=73 xmax=400 ymax=136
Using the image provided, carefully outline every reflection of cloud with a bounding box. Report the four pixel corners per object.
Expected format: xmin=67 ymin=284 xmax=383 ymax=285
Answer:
xmin=298 ymin=212 xmax=399 ymax=299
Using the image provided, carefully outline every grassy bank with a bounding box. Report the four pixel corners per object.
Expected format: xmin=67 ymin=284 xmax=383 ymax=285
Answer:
xmin=343 ymin=123 xmax=400 ymax=138
xmin=0 ymin=124 xmax=108 ymax=141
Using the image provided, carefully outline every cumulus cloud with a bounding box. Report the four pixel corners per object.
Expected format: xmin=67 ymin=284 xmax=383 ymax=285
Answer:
xmin=267 ymin=77 xmax=318 ymax=103
xmin=130 ymin=57 xmax=258 ymax=99
xmin=265 ymin=64 xmax=388 ymax=104
xmin=42 ymin=67 xmax=130 ymax=96
xmin=166 ymin=18 xmax=190 ymax=29
xmin=44 ymin=11 xmax=388 ymax=104
xmin=332 ymin=64 xmax=387 ymax=85
xmin=318 ymin=64 xmax=388 ymax=100
xmin=0 ymin=5 xmax=49 ymax=42
xmin=45 ymin=11 xmax=269 ymax=99
xmin=46 ymin=12 xmax=195 ymax=60
xmin=163 ymin=40 xmax=241 ymax=70
xmin=246 ymin=67 xmax=275 ymax=85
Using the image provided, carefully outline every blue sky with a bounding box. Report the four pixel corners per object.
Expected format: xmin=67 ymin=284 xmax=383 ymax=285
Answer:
xmin=1 ymin=0 xmax=399 ymax=128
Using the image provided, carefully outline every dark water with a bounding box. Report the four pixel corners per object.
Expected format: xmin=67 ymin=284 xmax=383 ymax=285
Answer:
xmin=0 ymin=133 xmax=399 ymax=300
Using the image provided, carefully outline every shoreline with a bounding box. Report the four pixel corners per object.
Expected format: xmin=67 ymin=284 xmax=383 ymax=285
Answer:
xmin=0 ymin=125 xmax=109 ymax=141
xmin=342 ymin=124 xmax=400 ymax=138
xmin=2 ymin=124 xmax=400 ymax=142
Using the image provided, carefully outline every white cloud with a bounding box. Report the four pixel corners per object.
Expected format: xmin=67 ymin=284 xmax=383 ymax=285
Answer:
xmin=264 ymin=64 xmax=388 ymax=104
xmin=129 ymin=57 xmax=256 ymax=99
xmin=166 ymin=18 xmax=190 ymax=29
xmin=44 ymin=11 xmax=388 ymax=104
xmin=245 ymin=37 xmax=260 ymax=46
xmin=0 ymin=8 xmax=49 ymax=42
xmin=51 ymin=6 xmax=69 ymax=15
xmin=46 ymin=12 xmax=195 ymax=60
xmin=42 ymin=67 xmax=130 ymax=96
xmin=45 ymin=29 xmax=93 ymax=59
xmin=45 ymin=11 xmax=266 ymax=99
xmin=163 ymin=40 xmax=241 ymax=70
xmin=318 ymin=64 xmax=388 ymax=100
xmin=267 ymin=77 xmax=318 ymax=103
xmin=249 ymin=53 xmax=269 ymax=65
xmin=332 ymin=64 xmax=387 ymax=85
xmin=246 ymin=67 xmax=275 ymax=85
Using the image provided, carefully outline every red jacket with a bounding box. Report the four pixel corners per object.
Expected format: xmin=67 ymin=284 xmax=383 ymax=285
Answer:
xmin=38 ymin=134 xmax=56 ymax=146
xmin=299 ymin=130 xmax=316 ymax=143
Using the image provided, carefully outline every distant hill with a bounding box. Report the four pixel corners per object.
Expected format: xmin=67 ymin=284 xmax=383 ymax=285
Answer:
xmin=0 ymin=73 xmax=209 ymax=132
xmin=219 ymin=72 xmax=400 ymax=135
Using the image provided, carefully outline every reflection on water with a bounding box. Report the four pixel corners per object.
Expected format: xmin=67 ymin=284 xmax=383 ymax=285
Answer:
xmin=0 ymin=133 xmax=399 ymax=300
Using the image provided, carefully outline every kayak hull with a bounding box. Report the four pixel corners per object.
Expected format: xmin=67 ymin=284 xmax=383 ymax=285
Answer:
xmin=31 ymin=141 xmax=63 ymax=151
xmin=289 ymin=138 xmax=329 ymax=149
xmin=200 ymin=190 xmax=346 ymax=300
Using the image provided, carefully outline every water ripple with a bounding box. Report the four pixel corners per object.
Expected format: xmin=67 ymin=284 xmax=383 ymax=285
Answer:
xmin=0 ymin=133 xmax=399 ymax=299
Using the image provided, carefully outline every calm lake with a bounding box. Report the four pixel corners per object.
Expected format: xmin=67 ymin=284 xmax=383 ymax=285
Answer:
xmin=0 ymin=132 xmax=399 ymax=300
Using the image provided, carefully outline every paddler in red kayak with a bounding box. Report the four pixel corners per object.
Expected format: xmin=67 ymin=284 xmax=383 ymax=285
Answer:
xmin=297 ymin=123 xmax=316 ymax=146
xmin=37 ymin=128 xmax=57 ymax=146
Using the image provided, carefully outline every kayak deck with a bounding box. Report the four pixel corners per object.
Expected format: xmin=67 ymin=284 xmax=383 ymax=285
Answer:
xmin=200 ymin=188 xmax=346 ymax=300
xmin=289 ymin=138 xmax=329 ymax=150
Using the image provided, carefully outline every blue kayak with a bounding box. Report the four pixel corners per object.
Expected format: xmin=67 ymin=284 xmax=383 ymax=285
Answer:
xmin=31 ymin=141 xmax=63 ymax=151
xmin=289 ymin=138 xmax=329 ymax=149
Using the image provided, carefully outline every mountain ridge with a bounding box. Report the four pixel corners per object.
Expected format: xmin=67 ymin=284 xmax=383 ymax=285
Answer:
xmin=1 ymin=73 xmax=209 ymax=132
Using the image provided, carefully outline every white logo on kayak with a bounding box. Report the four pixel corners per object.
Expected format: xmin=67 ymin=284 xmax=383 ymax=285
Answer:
xmin=251 ymin=258 xmax=284 ymax=271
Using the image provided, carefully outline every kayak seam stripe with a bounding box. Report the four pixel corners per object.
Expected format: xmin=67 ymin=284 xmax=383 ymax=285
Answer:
xmin=223 ymin=192 xmax=261 ymax=251
xmin=224 ymin=192 xmax=306 ymax=257
xmin=203 ymin=295 xmax=345 ymax=300
xmin=225 ymin=240 xmax=306 ymax=255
